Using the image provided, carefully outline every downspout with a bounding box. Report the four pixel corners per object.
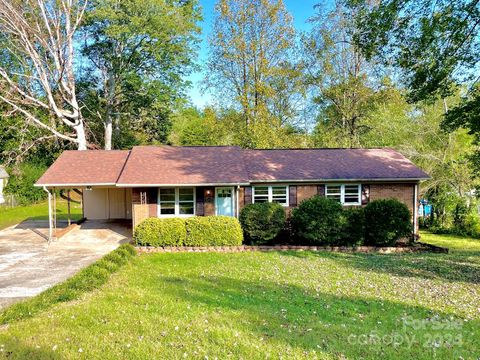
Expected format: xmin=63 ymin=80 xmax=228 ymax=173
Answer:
xmin=413 ymin=183 xmax=418 ymax=238
xmin=43 ymin=186 xmax=53 ymax=242
xmin=236 ymin=185 xmax=240 ymax=218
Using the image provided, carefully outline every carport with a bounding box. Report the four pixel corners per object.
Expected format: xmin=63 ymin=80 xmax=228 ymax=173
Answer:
xmin=35 ymin=150 xmax=132 ymax=241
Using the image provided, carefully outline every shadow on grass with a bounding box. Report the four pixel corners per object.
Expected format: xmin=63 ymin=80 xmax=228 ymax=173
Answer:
xmin=158 ymin=274 xmax=477 ymax=359
xmin=280 ymin=250 xmax=480 ymax=284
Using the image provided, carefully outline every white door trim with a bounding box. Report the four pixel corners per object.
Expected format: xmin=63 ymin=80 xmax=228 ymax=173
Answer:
xmin=215 ymin=187 xmax=235 ymax=216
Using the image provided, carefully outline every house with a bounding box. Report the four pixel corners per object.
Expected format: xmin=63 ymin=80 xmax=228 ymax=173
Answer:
xmin=35 ymin=146 xmax=429 ymax=238
xmin=0 ymin=165 xmax=8 ymax=205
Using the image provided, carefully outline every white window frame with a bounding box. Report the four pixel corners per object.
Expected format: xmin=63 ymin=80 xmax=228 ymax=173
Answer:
xmin=326 ymin=184 xmax=361 ymax=206
xmin=252 ymin=185 xmax=289 ymax=207
xmin=157 ymin=187 xmax=196 ymax=217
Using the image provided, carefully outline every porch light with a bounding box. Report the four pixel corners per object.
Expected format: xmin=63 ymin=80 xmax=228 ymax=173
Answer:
xmin=205 ymin=189 xmax=212 ymax=196
xmin=86 ymin=186 xmax=93 ymax=191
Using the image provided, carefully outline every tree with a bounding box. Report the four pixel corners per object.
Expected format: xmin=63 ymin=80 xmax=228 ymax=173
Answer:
xmin=0 ymin=0 xmax=88 ymax=150
xmin=361 ymin=87 xmax=477 ymax=227
xmin=80 ymin=0 xmax=201 ymax=150
xmin=348 ymin=0 xmax=480 ymax=164
xmin=303 ymin=1 xmax=383 ymax=147
xmin=206 ymin=0 xmax=303 ymax=148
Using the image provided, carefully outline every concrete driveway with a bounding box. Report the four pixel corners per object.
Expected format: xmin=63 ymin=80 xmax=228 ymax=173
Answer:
xmin=0 ymin=220 xmax=131 ymax=309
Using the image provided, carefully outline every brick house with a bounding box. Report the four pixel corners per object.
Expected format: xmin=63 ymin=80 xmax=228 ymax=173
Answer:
xmin=36 ymin=146 xmax=429 ymax=237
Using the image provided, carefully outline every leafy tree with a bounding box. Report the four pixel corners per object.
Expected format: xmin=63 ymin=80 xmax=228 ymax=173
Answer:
xmin=304 ymin=2 xmax=384 ymax=147
xmin=348 ymin=0 xmax=480 ymax=166
xmin=79 ymin=0 xmax=201 ymax=149
xmin=206 ymin=0 xmax=305 ymax=148
xmin=169 ymin=107 xmax=227 ymax=146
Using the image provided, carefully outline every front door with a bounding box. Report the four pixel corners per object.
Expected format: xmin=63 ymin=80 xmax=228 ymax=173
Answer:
xmin=216 ymin=187 xmax=234 ymax=216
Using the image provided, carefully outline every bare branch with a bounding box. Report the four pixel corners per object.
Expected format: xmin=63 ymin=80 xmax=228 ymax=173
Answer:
xmin=0 ymin=0 xmax=88 ymax=150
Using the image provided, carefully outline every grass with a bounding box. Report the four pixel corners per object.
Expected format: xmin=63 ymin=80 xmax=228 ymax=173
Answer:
xmin=420 ymin=230 xmax=480 ymax=253
xmin=0 ymin=233 xmax=479 ymax=359
xmin=0 ymin=200 xmax=83 ymax=230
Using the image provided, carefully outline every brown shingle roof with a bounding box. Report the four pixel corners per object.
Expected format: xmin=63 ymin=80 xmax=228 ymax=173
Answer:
xmin=36 ymin=150 xmax=130 ymax=186
xmin=116 ymin=146 xmax=250 ymax=185
xmin=36 ymin=146 xmax=429 ymax=187
xmin=244 ymin=148 xmax=429 ymax=181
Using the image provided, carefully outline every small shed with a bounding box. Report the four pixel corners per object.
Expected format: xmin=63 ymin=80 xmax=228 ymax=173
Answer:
xmin=0 ymin=165 xmax=9 ymax=204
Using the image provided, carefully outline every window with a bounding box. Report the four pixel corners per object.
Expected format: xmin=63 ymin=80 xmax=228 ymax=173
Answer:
xmin=326 ymin=184 xmax=361 ymax=206
xmin=158 ymin=188 xmax=195 ymax=216
xmin=253 ymin=186 xmax=288 ymax=206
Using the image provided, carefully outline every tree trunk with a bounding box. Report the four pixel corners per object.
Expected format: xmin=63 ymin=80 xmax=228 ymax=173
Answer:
xmin=103 ymin=73 xmax=116 ymax=150
xmin=104 ymin=119 xmax=113 ymax=150
xmin=74 ymin=120 xmax=87 ymax=150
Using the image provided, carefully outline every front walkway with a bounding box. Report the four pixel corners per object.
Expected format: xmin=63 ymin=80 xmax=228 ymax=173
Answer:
xmin=0 ymin=220 xmax=131 ymax=309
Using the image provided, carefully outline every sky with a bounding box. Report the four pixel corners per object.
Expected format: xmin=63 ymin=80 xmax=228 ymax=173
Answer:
xmin=186 ymin=0 xmax=319 ymax=108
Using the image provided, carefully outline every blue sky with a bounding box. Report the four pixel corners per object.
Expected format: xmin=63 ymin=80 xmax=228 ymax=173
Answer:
xmin=186 ymin=0 xmax=319 ymax=108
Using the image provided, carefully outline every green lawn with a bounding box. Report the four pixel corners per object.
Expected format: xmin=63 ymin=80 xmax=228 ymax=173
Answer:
xmin=0 ymin=200 xmax=83 ymax=230
xmin=0 ymin=234 xmax=479 ymax=359
xmin=420 ymin=230 xmax=480 ymax=253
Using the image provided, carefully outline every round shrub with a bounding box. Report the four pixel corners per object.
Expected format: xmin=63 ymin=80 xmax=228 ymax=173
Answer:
xmin=239 ymin=203 xmax=286 ymax=244
xmin=340 ymin=207 xmax=365 ymax=246
xmin=290 ymin=196 xmax=345 ymax=245
xmin=185 ymin=216 xmax=243 ymax=246
xmin=134 ymin=218 xmax=186 ymax=246
xmin=364 ymin=199 xmax=412 ymax=246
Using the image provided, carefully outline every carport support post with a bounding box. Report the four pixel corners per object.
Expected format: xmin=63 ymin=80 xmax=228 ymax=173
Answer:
xmin=67 ymin=189 xmax=71 ymax=226
xmin=53 ymin=188 xmax=57 ymax=237
xmin=43 ymin=186 xmax=53 ymax=241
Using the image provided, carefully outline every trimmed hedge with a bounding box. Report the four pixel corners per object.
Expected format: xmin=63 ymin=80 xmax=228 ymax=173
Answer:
xmin=364 ymin=199 xmax=412 ymax=246
xmin=240 ymin=202 xmax=286 ymax=245
xmin=134 ymin=216 xmax=243 ymax=247
xmin=340 ymin=207 xmax=365 ymax=246
xmin=133 ymin=217 xmax=186 ymax=247
xmin=185 ymin=216 xmax=243 ymax=246
xmin=290 ymin=196 xmax=345 ymax=245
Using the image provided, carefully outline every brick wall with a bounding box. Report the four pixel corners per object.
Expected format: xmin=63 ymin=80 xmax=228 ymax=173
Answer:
xmin=131 ymin=188 xmax=157 ymax=228
xmin=297 ymin=185 xmax=318 ymax=204
xmin=369 ymin=183 xmax=415 ymax=214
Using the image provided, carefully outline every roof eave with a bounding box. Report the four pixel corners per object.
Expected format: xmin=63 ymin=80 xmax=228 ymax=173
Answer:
xmin=249 ymin=177 xmax=431 ymax=183
xmin=116 ymin=182 xmax=251 ymax=187
xmin=34 ymin=182 xmax=117 ymax=188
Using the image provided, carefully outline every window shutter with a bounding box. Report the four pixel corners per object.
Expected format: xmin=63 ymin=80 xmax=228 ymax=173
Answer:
xmin=147 ymin=188 xmax=157 ymax=204
xmin=196 ymin=187 xmax=205 ymax=216
xmin=244 ymin=187 xmax=252 ymax=204
xmin=361 ymin=184 xmax=370 ymax=205
xmin=317 ymin=184 xmax=325 ymax=197
xmin=289 ymin=186 xmax=297 ymax=207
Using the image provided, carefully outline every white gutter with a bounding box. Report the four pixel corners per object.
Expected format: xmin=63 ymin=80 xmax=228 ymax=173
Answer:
xmin=35 ymin=179 xmax=429 ymax=188
xmin=34 ymin=182 xmax=116 ymax=187
xmin=250 ymin=178 xmax=430 ymax=183
xmin=115 ymin=182 xmax=251 ymax=187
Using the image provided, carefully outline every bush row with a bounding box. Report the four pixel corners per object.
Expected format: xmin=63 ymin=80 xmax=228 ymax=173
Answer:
xmin=134 ymin=216 xmax=243 ymax=247
xmin=240 ymin=197 xmax=412 ymax=247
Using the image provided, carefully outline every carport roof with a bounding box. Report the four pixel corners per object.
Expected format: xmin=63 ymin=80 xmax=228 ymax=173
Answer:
xmin=35 ymin=150 xmax=130 ymax=186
